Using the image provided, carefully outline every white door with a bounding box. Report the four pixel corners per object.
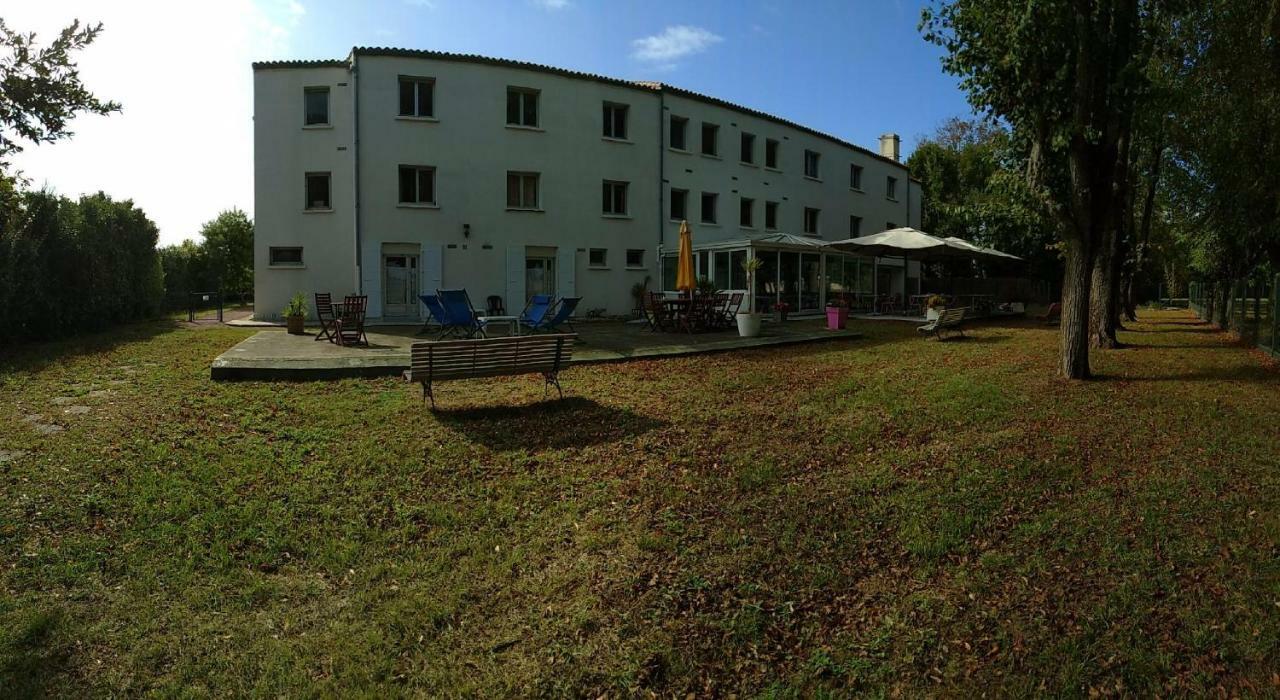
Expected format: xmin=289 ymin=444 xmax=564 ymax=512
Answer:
xmin=382 ymin=254 xmax=418 ymax=317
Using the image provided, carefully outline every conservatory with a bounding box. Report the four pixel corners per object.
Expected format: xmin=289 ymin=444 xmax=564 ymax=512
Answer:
xmin=660 ymin=232 xmax=921 ymax=315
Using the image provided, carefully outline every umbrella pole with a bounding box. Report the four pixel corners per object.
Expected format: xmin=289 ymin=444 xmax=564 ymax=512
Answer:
xmin=873 ymin=257 xmax=879 ymax=314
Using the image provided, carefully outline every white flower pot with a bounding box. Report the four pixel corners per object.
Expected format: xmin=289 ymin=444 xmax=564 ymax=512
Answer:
xmin=736 ymin=312 xmax=762 ymax=337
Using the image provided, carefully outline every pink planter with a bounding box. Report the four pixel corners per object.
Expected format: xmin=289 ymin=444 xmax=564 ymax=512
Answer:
xmin=826 ymin=306 xmax=848 ymax=330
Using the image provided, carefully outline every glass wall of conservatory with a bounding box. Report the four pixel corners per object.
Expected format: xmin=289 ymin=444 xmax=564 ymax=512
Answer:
xmin=663 ymin=235 xmax=919 ymax=314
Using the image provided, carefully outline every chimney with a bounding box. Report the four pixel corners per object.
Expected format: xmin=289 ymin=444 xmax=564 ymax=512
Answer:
xmin=879 ymin=133 xmax=901 ymax=162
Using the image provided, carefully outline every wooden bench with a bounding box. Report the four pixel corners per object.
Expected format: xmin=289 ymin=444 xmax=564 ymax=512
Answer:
xmin=917 ymin=307 xmax=969 ymax=340
xmin=404 ymin=333 xmax=576 ymax=409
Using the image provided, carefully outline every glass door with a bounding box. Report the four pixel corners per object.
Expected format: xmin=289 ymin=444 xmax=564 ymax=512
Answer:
xmin=799 ymin=253 xmax=820 ymax=311
xmin=382 ymin=254 xmax=418 ymax=317
xmin=525 ymin=256 xmax=556 ymax=300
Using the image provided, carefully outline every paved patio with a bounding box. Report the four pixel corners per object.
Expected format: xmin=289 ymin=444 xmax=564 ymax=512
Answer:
xmin=211 ymin=320 xmax=863 ymax=380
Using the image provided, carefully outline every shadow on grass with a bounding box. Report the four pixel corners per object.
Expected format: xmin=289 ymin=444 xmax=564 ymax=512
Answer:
xmin=435 ymin=396 xmax=667 ymax=451
xmin=0 ymin=318 xmax=186 ymax=376
xmin=0 ymin=609 xmax=69 ymax=698
xmin=1113 ymin=364 xmax=1278 ymax=382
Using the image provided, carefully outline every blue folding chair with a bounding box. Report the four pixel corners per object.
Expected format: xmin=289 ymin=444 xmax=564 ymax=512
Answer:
xmin=436 ymin=289 xmax=488 ymax=338
xmin=518 ymin=294 xmax=555 ymax=333
xmin=418 ymin=294 xmax=451 ymax=336
xmin=537 ymin=296 xmax=581 ymax=333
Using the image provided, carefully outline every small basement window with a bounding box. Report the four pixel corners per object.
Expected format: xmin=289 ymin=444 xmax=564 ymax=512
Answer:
xmin=269 ymin=247 xmax=303 ymax=267
xmin=589 ymin=248 xmax=608 ymax=267
xmin=626 ymin=249 xmax=645 ymax=268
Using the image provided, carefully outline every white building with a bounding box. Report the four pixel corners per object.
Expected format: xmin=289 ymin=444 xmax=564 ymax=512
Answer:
xmin=252 ymin=48 xmax=922 ymax=321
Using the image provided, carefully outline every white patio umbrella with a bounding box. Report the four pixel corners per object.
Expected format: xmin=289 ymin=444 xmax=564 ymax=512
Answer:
xmin=942 ymin=236 xmax=1023 ymax=262
xmin=825 ymin=227 xmax=974 ymax=259
xmin=825 ymin=228 xmax=975 ymax=307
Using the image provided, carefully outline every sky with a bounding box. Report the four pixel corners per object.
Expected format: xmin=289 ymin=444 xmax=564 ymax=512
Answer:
xmin=7 ymin=0 xmax=975 ymax=246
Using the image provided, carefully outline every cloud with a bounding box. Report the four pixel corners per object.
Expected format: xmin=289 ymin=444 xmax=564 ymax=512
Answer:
xmin=404 ymin=0 xmax=437 ymax=7
xmin=6 ymin=0 xmax=304 ymax=245
xmin=631 ymin=25 xmax=723 ymax=64
xmin=532 ymin=0 xmax=570 ymax=8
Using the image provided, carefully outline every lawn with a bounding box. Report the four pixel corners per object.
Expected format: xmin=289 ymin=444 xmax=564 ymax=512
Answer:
xmin=2 ymin=311 xmax=1278 ymax=696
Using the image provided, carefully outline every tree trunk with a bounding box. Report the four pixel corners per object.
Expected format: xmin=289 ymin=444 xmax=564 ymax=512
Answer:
xmin=1215 ymin=281 xmax=1231 ymax=328
xmin=1089 ymin=232 xmax=1121 ymax=349
xmin=1060 ymin=236 xmax=1093 ymax=379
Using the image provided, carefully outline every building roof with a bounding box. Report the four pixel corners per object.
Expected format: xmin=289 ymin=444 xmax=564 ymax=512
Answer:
xmin=252 ymin=47 xmax=917 ymax=173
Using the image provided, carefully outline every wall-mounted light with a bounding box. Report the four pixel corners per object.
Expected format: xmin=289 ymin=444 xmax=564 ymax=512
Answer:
xmin=462 ymin=223 xmax=471 ymax=239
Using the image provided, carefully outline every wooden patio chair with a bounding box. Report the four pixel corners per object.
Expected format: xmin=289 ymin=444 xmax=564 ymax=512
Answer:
xmin=334 ymin=295 xmax=369 ymax=347
xmin=314 ymin=292 xmax=338 ymax=342
xmin=645 ymin=291 xmax=673 ymax=332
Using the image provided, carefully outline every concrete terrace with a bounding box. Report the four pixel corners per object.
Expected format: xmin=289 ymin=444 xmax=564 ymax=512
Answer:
xmin=211 ymin=319 xmax=865 ymax=380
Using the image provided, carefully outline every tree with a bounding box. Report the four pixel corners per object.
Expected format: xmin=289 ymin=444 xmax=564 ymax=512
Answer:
xmin=906 ymin=118 xmax=1060 ymax=285
xmin=199 ymin=209 xmax=254 ymax=303
xmin=1162 ymin=0 xmax=1280 ymax=325
xmin=923 ymin=0 xmax=1170 ymax=378
xmin=0 ymin=19 xmax=120 ymax=171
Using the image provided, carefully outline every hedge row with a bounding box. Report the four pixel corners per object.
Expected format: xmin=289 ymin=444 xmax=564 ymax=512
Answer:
xmin=0 ymin=189 xmax=164 ymax=342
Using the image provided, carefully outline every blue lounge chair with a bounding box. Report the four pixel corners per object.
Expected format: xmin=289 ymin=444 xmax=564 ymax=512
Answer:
xmin=536 ymin=296 xmax=581 ymax=333
xmin=436 ymin=289 xmax=488 ymax=339
xmin=518 ymin=294 xmax=554 ymax=332
xmin=418 ymin=294 xmax=451 ymax=336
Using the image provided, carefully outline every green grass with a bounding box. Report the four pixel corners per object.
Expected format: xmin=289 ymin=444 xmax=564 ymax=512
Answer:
xmin=1 ymin=311 xmax=1278 ymax=696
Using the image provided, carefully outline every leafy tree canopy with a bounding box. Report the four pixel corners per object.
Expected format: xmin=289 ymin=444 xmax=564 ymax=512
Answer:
xmin=0 ymin=19 xmax=120 ymax=169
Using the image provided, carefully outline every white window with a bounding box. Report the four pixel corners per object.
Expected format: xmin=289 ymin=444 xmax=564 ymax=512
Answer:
xmin=626 ymin=249 xmax=645 ymax=268
xmin=887 ymin=176 xmax=898 ymax=200
xmin=506 ymin=171 xmax=539 ymax=209
xmin=398 ymin=165 xmax=435 ymax=205
xmin=602 ymin=180 xmax=628 ymax=216
xmin=269 ymin=247 xmax=303 ymax=267
xmin=701 ymin=122 xmax=719 ymax=156
xmin=603 ymin=102 xmax=628 ymax=139
xmin=589 ymin=248 xmax=608 ymax=268
xmin=305 ymin=172 xmax=330 ymax=210
xmin=804 ymin=207 xmax=820 ymax=235
xmin=700 ymin=192 xmax=718 ymax=224
xmin=765 ymin=201 xmax=779 ymax=230
xmin=740 ymin=133 xmax=755 ymax=164
xmin=670 ymin=188 xmax=688 ymax=220
xmin=398 ymin=76 xmax=434 ymax=117
xmin=670 ymin=115 xmax=688 ymax=150
xmin=506 ymin=87 xmax=539 ymax=127
xmin=303 ymin=87 xmax=328 ymax=126
xmin=739 ymin=197 xmax=754 ymax=228
xmin=849 ymin=215 xmax=862 ymax=236
xmin=804 ymin=150 xmax=820 ymax=179
xmin=850 ymin=164 xmax=863 ymax=190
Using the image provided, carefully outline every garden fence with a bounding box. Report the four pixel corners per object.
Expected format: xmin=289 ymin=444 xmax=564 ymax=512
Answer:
xmin=1189 ymin=274 xmax=1278 ymax=358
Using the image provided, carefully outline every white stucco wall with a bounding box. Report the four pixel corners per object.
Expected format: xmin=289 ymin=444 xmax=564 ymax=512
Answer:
xmin=252 ymin=51 xmax=925 ymax=320
xmin=253 ymin=64 xmax=356 ymax=320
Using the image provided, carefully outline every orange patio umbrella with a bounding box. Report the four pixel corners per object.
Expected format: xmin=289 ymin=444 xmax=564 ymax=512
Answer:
xmin=675 ymin=219 xmax=696 ymax=292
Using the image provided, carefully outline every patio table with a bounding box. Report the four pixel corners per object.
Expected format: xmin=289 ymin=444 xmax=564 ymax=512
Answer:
xmin=480 ymin=314 xmax=521 ymax=336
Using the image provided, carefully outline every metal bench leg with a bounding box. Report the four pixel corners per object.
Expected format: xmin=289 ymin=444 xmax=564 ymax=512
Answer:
xmin=543 ymin=371 xmax=563 ymax=400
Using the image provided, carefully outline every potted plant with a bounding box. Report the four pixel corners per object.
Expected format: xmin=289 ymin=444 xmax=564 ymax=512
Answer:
xmin=283 ymin=292 xmax=308 ymax=334
xmin=825 ymin=298 xmax=848 ymax=330
xmin=736 ymin=257 xmax=764 ymax=337
xmin=925 ymin=294 xmax=947 ymax=321
xmin=630 ymin=276 xmax=651 ymax=317
xmin=773 ymin=301 xmax=791 ymax=323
